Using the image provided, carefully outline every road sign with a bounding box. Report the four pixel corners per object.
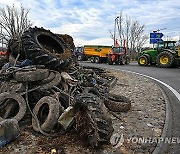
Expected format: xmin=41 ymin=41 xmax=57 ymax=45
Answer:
xmin=150 ymin=38 xmax=163 ymax=44
xmin=150 ymin=32 xmax=164 ymax=44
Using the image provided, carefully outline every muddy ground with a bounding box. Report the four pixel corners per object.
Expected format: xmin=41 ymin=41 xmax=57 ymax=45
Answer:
xmin=0 ymin=70 xmax=165 ymax=154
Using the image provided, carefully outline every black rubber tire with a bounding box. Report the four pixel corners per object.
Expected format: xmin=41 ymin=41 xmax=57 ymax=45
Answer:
xmin=104 ymin=93 xmax=131 ymax=112
xmin=125 ymin=56 xmax=130 ymax=65
xmin=0 ymin=92 xmax=27 ymax=122
xmin=157 ymin=51 xmax=175 ymax=68
xmin=0 ymin=81 xmax=25 ymax=93
xmin=7 ymin=39 xmax=22 ymax=57
xmin=21 ymin=27 xmax=70 ymax=71
xmin=73 ymin=93 xmax=113 ymax=147
xmin=108 ymin=56 xmax=113 ymax=65
xmin=38 ymin=71 xmax=56 ymax=84
xmin=52 ymin=92 xmax=69 ymax=109
xmin=82 ymin=87 xmax=100 ymax=96
xmin=90 ymin=57 xmax=95 ymax=63
xmin=77 ymin=54 xmax=83 ymax=61
xmin=95 ymin=57 xmax=101 ymax=63
xmin=120 ymin=56 xmax=126 ymax=65
xmin=14 ymin=68 xmax=49 ymax=82
xmin=138 ymin=55 xmax=149 ymax=66
xmin=32 ymin=96 xmax=60 ymax=132
xmin=38 ymin=71 xmax=61 ymax=90
xmin=1 ymin=99 xmax=17 ymax=119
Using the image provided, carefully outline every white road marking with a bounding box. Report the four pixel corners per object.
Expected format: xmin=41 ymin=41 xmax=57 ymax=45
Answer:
xmin=82 ymin=63 xmax=180 ymax=102
xmin=120 ymin=69 xmax=180 ymax=102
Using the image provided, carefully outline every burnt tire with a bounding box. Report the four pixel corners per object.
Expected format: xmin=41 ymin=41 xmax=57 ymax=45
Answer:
xmin=82 ymin=87 xmax=100 ymax=96
xmin=32 ymin=96 xmax=60 ymax=132
xmin=14 ymin=68 xmax=49 ymax=82
xmin=104 ymin=93 xmax=131 ymax=112
xmin=74 ymin=93 xmax=114 ymax=147
xmin=38 ymin=71 xmax=61 ymax=90
xmin=21 ymin=27 xmax=71 ymax=71
xmin=0 ymin=92 xmax=27 ymax=122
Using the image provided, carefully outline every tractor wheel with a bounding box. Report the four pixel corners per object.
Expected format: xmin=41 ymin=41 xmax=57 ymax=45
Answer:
xmin=73 ymin=93 xmax=114 ymax=147
xmin=120 ymin=57 xmax=126 ymax=65
xmin=125 ymin=56 xmax=130 ymax=65
xmin=157 ymin=51 xmax=175 ymax=68
xmin=108 ymin=56 xmax=113 ymax=65
xmin=138 ymin=55 xmax=149 ymax=66
xmin=21 ymin=27 xmax=71 ymax=71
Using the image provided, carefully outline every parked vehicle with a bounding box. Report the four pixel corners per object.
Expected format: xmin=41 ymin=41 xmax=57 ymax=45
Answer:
xmin=83 ymin=45 xmax=112 ymax=63
xmin=73 ymin=46 xmax=88 ymax=61
xmin=107 ymin=46 xmax=130 ymax=65
xmin=138 ymin=41 xmax=180 ymax=67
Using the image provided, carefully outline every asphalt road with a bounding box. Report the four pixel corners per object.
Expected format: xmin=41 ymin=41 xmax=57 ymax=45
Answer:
xmin=81 ymin=61 xmax=180 ymax=154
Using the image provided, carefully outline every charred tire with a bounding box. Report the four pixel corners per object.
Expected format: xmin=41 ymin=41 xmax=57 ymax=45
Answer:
xmin=157 ymin=51 xmax=175 ymax=68
xmin=38 ymin=71 xmax=56 ymax=84
xmin=104 ymin=93 xmax=131 ymax=112
xmin=82 ymin=87 xmax=100 ymax=97
xmin=39 ymin=72 xmax=61 ymax=90
xmin=14 ymin=68 xmax=49 ymax=82
xmin=52 ymin=92 xmax=70 ymax=109
xmin=0 ymin=81 xmax=25 ymax=93
xmin=32 ymin=96 xmax=60 ymax=132
xmin=0 ymin=92 xmax=27 ymax=122
xmin=74 ymin=93 xmax=113 ymax=147
xmin=21 ymin=27 xmax=70 ymax=71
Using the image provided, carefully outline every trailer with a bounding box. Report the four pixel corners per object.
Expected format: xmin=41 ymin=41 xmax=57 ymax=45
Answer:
xmin=83 ymin=45 xmax=112 ymax=63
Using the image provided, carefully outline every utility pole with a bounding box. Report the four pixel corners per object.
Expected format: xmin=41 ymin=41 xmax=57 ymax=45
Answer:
xmin=114 ymin=16 xmax=119 ymax=46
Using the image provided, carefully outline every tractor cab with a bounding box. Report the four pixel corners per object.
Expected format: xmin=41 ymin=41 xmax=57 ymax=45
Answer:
xmin=110 ymin=46 xmax=126 ymax=55
xmin=156 ymin=41 xmax=176 ymax=52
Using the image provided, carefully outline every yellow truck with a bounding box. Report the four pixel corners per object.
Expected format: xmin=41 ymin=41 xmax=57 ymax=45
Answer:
xmin=83 ymin=45 xmax=112 ymax=63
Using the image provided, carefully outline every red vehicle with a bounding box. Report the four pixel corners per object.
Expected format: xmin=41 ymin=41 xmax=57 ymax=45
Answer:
xmin=107 ymin=46 xmax=130 ymax=65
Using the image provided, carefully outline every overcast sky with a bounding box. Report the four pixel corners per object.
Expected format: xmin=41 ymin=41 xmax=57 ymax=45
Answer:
xmin=0 ymin=0 xmax=180 ymax=46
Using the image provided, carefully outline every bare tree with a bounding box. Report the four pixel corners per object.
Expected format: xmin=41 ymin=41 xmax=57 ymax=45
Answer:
xmin=110 ymin=12 xmax=147 ymax=53
xmin=0 ymin=4 xmax=32 ymax=46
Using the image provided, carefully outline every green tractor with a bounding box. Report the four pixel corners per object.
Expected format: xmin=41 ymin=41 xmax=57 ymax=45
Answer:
xmin=138 ymin=41 xmax=180 ymax=68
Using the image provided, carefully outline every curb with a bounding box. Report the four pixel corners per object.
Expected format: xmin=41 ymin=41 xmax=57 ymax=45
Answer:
xmin=152 ymin=83 xmax=172 ymax=154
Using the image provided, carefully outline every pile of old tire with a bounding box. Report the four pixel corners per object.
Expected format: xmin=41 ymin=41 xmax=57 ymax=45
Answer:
xmin=8 ymin=27 xmax=72 ymax=71
xmin=0 ymin=26 xmax=133 ymax=148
